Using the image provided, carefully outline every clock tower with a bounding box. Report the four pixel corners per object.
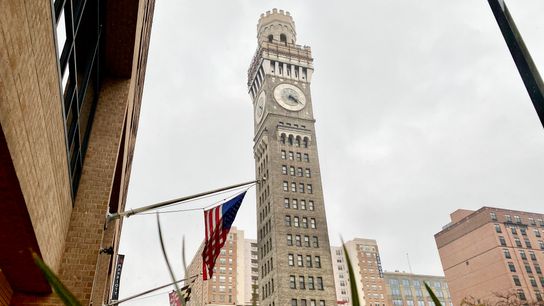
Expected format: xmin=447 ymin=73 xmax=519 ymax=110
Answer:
xmin=248 ymin=9 xmax=337 ymax=306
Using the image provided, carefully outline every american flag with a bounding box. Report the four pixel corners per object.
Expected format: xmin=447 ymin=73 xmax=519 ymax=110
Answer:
xmin=201 ymin=191 xmax=246 ymax=280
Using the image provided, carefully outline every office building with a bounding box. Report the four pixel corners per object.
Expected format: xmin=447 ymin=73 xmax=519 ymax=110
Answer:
xmin=248 ymin=9 xmax=336 ymax=306
xmin=0 ymin=0 xmax=155 ymax=304
xmin=384 ymin=271 xmax=452 ymax=306
xmin=331 ymin=239 xmax=387 ymax=306
xmin=435 ymin=207 xmax=544 ymax=305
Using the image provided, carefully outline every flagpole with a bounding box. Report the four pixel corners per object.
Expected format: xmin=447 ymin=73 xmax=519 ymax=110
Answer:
xmin=106 ymin=178 xmax=263 ymax=223
xmin=104 ymin=274 xmax=198 ymax=305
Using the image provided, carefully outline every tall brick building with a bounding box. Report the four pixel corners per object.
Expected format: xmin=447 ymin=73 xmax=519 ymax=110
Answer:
xmin=331 ymin=239 xmax=387 ymax=306
xmin=248 ymin=9 xmax=337 ymax=306
xmin=185 ymin=228 xmax=259 ymax=306
xmin=0 ymin=0 xmax=155 ymax=304
xmin=435 ymin=207 xmax=544 ymax=305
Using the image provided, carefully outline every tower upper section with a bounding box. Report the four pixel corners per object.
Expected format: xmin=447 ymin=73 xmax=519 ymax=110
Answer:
xmin=248 ymin=9 xmax=313 ymax=91
xmin=257 ymin=9 xmax=297 ymax=45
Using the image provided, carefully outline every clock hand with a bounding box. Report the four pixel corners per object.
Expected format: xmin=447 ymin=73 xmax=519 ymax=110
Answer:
xmin=288 ymin=95 xmax=299 ymax=104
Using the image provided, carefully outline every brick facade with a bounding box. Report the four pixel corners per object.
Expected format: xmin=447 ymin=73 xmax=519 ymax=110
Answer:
xmin=0 ymin=0 xmax=155 ymax=304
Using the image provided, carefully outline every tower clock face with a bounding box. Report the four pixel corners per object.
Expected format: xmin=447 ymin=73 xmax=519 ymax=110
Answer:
xmin=273 ymin=83 xmax=306 ymax=111
xmin=255 ymin=91 xmax=266 ymax=123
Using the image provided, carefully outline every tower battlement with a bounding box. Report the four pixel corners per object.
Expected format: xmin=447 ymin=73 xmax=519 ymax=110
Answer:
xmin=257 ymin=8 xmax=297 ymax=45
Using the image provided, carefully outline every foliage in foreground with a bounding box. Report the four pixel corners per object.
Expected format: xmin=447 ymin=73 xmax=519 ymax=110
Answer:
xmin=32 ymin=252 xmax=82 ymax=306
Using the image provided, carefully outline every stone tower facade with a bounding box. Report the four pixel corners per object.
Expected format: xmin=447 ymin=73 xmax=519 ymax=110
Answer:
xmin=248 ymin=9 xmax=337 ymax=306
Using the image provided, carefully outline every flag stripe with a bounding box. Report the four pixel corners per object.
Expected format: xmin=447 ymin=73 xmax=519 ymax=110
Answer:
xmin=201 ymin=192 xmax=246 ymax=280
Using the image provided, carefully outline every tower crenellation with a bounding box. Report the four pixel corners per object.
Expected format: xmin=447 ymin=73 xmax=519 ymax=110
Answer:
xmin=257 ymin=8 xmax=297 ymax=45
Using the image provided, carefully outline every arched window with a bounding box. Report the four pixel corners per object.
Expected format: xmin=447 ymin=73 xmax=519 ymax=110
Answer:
xmin=303 ymin=137 xmax=309 ymax=148
xmin=288 ymin=135 xmax=294 ymax=146
xmin=280 ymin=133 xmax=286 ymax=144
xmin=280 ymin=34 xmax=287 ymax=44
xmin=295 ymin=136 xmax=301 ymax=147
xmin=268 ymin=34 xmax=273 ymax=42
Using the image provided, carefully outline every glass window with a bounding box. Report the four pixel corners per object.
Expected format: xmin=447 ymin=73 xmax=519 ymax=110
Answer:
xmin=312 ymin=236 xmax=319 ymax=248
xmin=285 ymin=215 xmax=291 ymax=226
xmin=297 ymin=255 xmax=303 ymax=267
xmin=508 ymin=262 xmax=516 ymax=272
xmin=506 ymin=215 xmax=512 ymax=222
xmin=490 ymin=212 xmax=497 ymax=220
xmin=504 ymin=249 xmax=511 ymax=259
xmin=291 ymin=182 xmax=297 ymax=192
xmin=304 ymin=236 xmax=310 ymax=247
xmin=289 ymin=151 xmax=294 ymax=160
xmin=300 ymin=200 xmax=306 ymax=210
xmin=530 ymin=277 xmax=537 ymax=287
xmin=299 ymin=183 xmax=305 ymax=193
xmin=302 ymin=217 xmax=308 ymax=228
xmin=303 ymin=153 xmax=309 ymax=162
xmin=316 ymin=277 xmax=324 ymax=290
xmin=283 ymin=181 xmax=289 ymax=191
xmin=290 ymin=276 xmax=296 ymax=289
xmin=310 ymin=218 xmax=316 ymax=229
xmin=281 ymin=150 xmax=287 ymax=159
xmin=292 ymin=199 xmax=298 ymax=209
xmin=284 ymin=198 xmax=290 ymax=208
xmin=307 ymin=184 xmax=313 ymax=194
xmin=305 ymin=168 xmax=311 ymax=177
xmin=495 ymin=224 xmax=502 ymax=233
xmin=309 ymin=201 xmax=314 ymax=211
xmin=306 ymin=255 xmax=312 ymax=267
xmin=307 ymin=276 xmax=314 ymax=290
xmin=513 ymin=275 xmax=521 ymax=286
xmin=518 ymin=290 xmax=526 ymax=301
xmin=294 ymin=216 xmax=300 ymax=227
xmin=297 ymin=167 xmax=303 ymax=177
xmin=499 ymin=236 xmax=507 ymax=246
xmin=295 ymin=235 xmax=301 ymax=247
xmin=290 ymin=166 xmax=296 ymax=176
xmin=520 ymin=250 xmax=527 ymax=260
xmin=287 ymin=235 xmax=293 ymax=246
xmin=315 ymin=256 xmax=321 ymax=268
xmin=299 ymin=276 xmax=305 ymax=289
xmin=288 ymin=254 xmax=294 ymax=266
xmin=296 ymin=152 xmax=302 ymax=161
xmin=514 ymin=216 xmax=522 ymax=224
xmin=282 ymin=165 xmax=288 ymax=175
xmin=530 ymin=251 xmax=537 ymax=261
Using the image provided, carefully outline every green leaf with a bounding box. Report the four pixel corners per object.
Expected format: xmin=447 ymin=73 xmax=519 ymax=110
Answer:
xmin=424 ymin=282 xmax=443 ymax=306
xmin=341 ymin=237 xmax=361 ymax=306
xmin=156 ymin=213 xmax=185 ymax=305
xmin=32 ymin=252 xmax=82 ymax=306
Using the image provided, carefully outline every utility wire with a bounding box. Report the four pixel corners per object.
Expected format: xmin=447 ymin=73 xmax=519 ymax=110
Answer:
xmin=106 ymin=274 xmax=198 ymax=305
xmin=137 ymin=185 xmax=253 ymax=216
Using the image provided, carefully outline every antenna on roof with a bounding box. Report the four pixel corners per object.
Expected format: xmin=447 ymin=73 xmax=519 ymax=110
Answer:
xmin=406 ymin=253 xmax=413 ymax=274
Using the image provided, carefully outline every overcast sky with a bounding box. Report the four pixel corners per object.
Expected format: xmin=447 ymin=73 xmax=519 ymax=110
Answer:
xmin=117 ymin=1 xmax=544 ymax=304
